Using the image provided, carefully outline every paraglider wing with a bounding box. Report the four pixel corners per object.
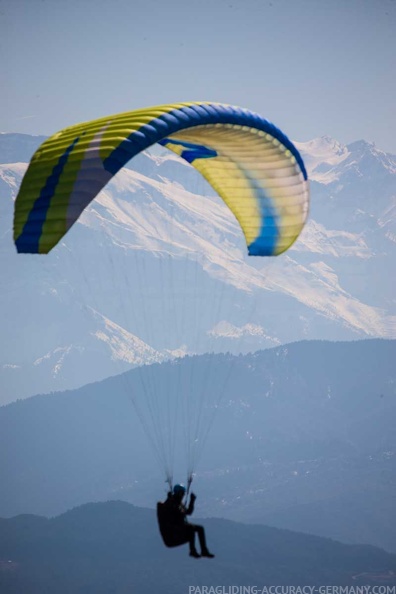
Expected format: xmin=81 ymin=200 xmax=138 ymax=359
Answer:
xmin=14 ymin=102 xmax=309 ymax=256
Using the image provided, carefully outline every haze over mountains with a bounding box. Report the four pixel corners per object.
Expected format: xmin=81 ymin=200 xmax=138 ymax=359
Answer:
xmin=0 ymin=132 xmax=395 ymax=403
xmin=1 ymin=339 xmax=395 ymax=553
xmin=1 ymin=132 xmax=395 ymax=589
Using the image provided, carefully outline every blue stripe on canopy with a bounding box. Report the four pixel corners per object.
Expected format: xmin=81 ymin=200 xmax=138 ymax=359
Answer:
xmin=103 ymin=103 xmax=307 ymax=180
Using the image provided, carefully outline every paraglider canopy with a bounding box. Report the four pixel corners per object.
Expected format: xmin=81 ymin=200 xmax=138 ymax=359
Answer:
xmin=13 ymin=102 xmax=309 ymax=257
xmin=13 ymin=101 xmax=310 ymax=492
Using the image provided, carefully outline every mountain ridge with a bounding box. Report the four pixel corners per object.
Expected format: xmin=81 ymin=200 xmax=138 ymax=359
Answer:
xmin=1 ymin=500 xmax=395 ymax=593
xmin=1 ymin=338 xmax=395 ymax=552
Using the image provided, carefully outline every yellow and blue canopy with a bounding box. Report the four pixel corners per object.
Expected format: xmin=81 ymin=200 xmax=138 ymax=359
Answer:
xmin=13 ymin=102 xmax=309 ymax=255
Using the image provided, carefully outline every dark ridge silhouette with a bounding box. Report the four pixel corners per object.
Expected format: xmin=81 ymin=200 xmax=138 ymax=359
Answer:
xmin=0 ymin=501 xmax=395 ymax=594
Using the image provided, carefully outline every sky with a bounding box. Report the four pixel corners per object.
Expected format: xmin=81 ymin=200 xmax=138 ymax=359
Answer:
xmin=1 ymin=0 xmax=396 ymax=153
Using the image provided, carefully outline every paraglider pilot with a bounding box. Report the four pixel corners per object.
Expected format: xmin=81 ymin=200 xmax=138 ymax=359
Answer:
xmin=157 ymin=484 xmax=215 ymax=558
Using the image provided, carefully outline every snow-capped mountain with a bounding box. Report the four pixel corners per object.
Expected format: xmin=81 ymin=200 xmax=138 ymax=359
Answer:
xmin=0 ymin=133 xmax=395 ymax=403
xmin=296 ymin=135 xmax=396 ymax=184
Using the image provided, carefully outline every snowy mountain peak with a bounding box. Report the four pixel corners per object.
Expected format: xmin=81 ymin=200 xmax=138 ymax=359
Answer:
xmin=309 ymin=135 xmax=346 ymax=154
xmin=296 ymin=136 xmax=396 ymax=185
xmin=345 ymin=140 xmax=396 ymax=174
xmin=295 ymin=137 xmax=349 ymax=180
xmin=347 ymin=139 xmax=375 ymax=152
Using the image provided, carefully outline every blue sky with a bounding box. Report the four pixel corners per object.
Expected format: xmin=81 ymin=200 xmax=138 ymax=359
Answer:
xmin=1 ymin=0 xmax=395 ymax=152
